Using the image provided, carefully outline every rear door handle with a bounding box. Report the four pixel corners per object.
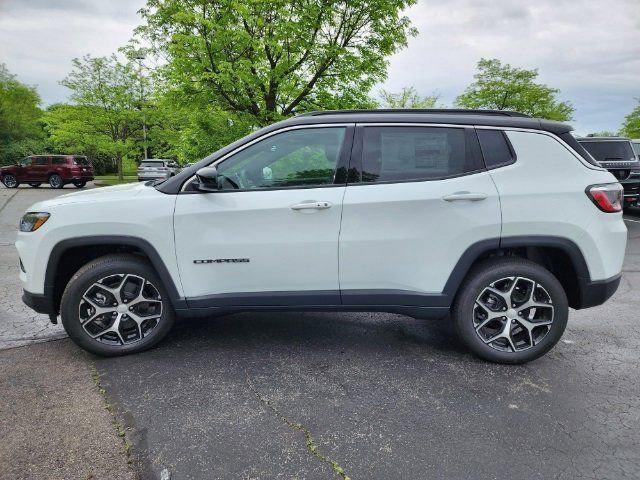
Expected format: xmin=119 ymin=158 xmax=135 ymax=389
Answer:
xmin=442 ymin=192 xmax=488 ymax=202
xmin=290 ymin=201 xmax=333 ymax=211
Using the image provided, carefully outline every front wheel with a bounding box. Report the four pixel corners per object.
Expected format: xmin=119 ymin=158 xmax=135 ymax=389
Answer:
xmin=49 ymin=174 xmax=63 ymax=189
xmin=453 ymin=257 xmax=568 ymax=364
xmin=60 ymin=254 xmax=175 ymax=356
xmin=73 ymin=180 xmax=86 ymax=188
xmin=2 ymin=174 xmax=19 ymax=188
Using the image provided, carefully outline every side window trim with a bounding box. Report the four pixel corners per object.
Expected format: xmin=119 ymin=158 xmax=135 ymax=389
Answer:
xmin=347 ymin=124 xmax=485 ymax=186
xmin=182 ymin=124 xmax=355 ymax=193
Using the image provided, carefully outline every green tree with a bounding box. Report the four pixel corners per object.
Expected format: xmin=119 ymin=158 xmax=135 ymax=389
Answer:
xmin=380 ymin=86 xmax=439 ymax=108
xmin=0 ymin=64 xmax=45 ymax=164
xmin=60 ymin=55 xmax=143 ymax=179
xmin=621 ymin=100 xmax=640 ymax=139
xmin=455 ymin=58 xmax=574 ymax=121
xmin=137 ymin=0 xmax=416 ymax=124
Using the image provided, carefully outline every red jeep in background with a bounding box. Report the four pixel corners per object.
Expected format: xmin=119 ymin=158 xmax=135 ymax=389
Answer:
xmin=0 ymin=155 xmax=94 ymax=189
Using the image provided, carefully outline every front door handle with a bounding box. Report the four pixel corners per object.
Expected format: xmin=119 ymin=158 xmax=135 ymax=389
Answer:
xmin=442 ymin=192 xmax=488 ymax=202
xmin=290 ymin=201 xmax=333 ymax=211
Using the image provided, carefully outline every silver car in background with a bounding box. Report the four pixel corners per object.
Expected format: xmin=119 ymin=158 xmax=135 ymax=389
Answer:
xmin=137 ymin=159 xmax=181 ymax=182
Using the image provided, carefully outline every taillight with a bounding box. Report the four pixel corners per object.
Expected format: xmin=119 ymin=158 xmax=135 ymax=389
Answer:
xmin=586 ymin=184 xmax=623 ymax=213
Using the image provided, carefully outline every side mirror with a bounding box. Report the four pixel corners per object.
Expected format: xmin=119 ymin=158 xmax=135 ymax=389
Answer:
xmin=195 ymin=166 xmax=219 ymax=192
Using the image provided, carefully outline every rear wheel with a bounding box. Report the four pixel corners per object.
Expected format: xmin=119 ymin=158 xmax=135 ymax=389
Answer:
xmin=49 ymin=174 xmax=63 ymax=189
xmin=29 ymin=183 xmax=41 ymax=188
xmin=60 ymin=254 xmax=175 ymax=356
xmin=2 ymin=174 xmax=19 ymax=188
xmin=453 ymin=257 xmax=568 ymax=364
xmin=73 ymin=180 xmax=86 ymax=188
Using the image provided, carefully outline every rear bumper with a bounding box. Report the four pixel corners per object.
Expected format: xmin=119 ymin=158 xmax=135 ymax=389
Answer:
xmin=576 ymin=273 xmax=621 ymax=309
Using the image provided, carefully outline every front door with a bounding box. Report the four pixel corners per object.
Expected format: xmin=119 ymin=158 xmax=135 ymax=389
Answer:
xmin=174 ymin=125 xmax=353 ymax=308
xmin=339 ymin=125 xmax=501 ymax=306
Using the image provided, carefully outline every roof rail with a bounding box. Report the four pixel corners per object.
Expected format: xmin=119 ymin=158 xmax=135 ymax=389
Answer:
xmin=298 ymin=108 xmax=531 ymax=118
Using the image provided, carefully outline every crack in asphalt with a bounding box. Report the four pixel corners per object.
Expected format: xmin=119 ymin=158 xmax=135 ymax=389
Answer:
xmin=0 ymin=189 xmax=20 ymax=215
xmin=245 ymin=372 xmax=351 ymax=480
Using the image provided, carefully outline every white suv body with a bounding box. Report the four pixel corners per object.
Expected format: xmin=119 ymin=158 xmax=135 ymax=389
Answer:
xmin=16 ymin=110 xmax=626 ymax=363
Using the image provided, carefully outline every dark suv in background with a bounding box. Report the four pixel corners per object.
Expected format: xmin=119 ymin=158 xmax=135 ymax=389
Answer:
xmin=577 ymin=137 xmax=640 ymax=207
xmin=0 ymin=155 xmax=94 ymax=189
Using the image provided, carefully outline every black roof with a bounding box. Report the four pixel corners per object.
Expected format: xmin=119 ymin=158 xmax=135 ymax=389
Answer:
xmin=300 ymin=108 xmax=532 ymax=118
xmin=576 ymin=136 xmax=631 ymax=142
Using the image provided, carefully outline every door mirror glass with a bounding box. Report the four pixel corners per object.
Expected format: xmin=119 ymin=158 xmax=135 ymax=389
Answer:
xmin=195 ymin=166 xmax=219 ymax=192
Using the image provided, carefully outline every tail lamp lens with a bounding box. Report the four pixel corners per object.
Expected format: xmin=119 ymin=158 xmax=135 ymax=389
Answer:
xmin=586 ymin=184 xmax=623 ymax=213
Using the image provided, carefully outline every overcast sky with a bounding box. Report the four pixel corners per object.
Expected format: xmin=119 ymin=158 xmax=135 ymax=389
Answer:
xmin=0 ymin=0 xmax=638 ymax=134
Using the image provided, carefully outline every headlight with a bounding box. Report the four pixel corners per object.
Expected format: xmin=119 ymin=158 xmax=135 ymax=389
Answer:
xmin=19 ymin=212 xmax=50 ymax=232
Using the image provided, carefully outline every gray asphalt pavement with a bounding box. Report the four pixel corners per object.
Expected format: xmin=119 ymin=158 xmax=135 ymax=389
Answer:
xmin=1 ymin=185 xmax=640 ymax=479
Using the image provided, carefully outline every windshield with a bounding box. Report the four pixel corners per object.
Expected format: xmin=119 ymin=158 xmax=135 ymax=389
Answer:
xmin=579 ymin=140 xmax=636 ymax=162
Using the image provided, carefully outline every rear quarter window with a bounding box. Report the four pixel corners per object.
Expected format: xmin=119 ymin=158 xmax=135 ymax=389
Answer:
xmin=476 ymin=129 xmax=516 ymax=169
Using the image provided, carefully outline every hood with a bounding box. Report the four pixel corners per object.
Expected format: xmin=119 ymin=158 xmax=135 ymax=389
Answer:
xmin=37 ymin=182 xmax=151 ymax=208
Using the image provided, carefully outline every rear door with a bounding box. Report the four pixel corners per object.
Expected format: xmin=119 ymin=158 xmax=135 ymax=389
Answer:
xmin=30 ymin=157 xmax=49 ymax=181
xmin=338 ymin=124 xmax=501 ymax=306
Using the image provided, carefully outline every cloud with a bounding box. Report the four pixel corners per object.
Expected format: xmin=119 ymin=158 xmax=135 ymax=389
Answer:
xmin=0 ymin=0 xmax=145 ymax=104
xmin=0 ymin=0 xmax=638 ymax=133
xmin=383 ymin=0 xmax=640 ymax=133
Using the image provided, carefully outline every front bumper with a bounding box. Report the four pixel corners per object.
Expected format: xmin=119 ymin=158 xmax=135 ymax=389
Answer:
xmin=576 ymin=273 xmax=621 ymax=309
xmin=22 ymin=289 xmax=55 ymax=315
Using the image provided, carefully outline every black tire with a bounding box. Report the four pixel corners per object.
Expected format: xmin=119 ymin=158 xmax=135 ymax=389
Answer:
xmin=48 ymin=174 xmax=63 ymax=189
xmin=452 ymin=257 xmax=568 ymax=364
xmin=60 ymin=254 xmax=175 ymax=356
xmin=73 ymin=180 xmax=86 ymax=188
xmin=2 ymin=174 xmax=19 ymax=188
xmin=29 ymin=183 xmax=41 ymax=188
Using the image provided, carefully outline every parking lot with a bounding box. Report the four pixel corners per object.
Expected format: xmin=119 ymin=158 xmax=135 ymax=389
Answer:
xmin=1 ymin=185 xmax=640 ymax=479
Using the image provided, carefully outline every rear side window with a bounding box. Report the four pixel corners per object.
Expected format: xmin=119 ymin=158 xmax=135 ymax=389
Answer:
xmin=360 ymin=126 xmax=481 ymax=182
xmin=52 ymin=157 xmax=66 ymax=165
xmin=476 ymin=129 xmax=515 ymax=169
xmin=33 ymin=157 xmax=48 ymax=166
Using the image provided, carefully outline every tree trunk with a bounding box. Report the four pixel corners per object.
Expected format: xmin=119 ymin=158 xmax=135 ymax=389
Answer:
xmin=116 ymin=153 xmax=123 ymax=181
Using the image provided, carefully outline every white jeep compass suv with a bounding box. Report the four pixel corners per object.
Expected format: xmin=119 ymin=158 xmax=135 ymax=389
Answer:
xmin=17 ymin=110 xmax=626 ymax=363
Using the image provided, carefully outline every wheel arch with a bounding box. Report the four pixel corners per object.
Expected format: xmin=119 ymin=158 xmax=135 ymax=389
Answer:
xmin=45 ymin=236 xmax=185 ymax=315
xmin=443 ymin=236 xmax=591 ymax=309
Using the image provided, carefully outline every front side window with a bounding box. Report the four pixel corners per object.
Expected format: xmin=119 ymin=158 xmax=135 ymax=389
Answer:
xmin=632 ymin=142 xmax=640 ymax=157
xmin=216 ymin=127 xmax=346 ymax=190
xmin=73 ymin=156 xmax=89 ymax=165
xmin=19 ymin=157 xmax=31 ymax=167
xmin=360 ymin=126 xmax=480 ymax=183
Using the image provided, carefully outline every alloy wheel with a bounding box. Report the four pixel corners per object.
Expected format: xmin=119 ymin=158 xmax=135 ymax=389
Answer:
xmin=473 ymin=276 xmax=554 ymax=353
xmin=50 ymin=175 xmax=62 ymax=188
xmin=78 ymin=273 xmax=163 ymax=346
xmin=4 ymin=175 xmax=17 ymax=187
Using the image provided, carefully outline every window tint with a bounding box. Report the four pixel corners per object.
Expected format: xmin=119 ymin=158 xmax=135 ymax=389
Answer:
xmin=477 ymin=129 xmax=515 ymax=169
xmin=19 ymin=158 xmax=31 ymax=167
xmin=33 ymin=157 xmax=48 ymax=166
xmin=73 ymin=156 xmax=89 ymax=165
xmin=52 ymin=157 xmax=67 ymax=165
xmin=579 ymin=140 xmax=636 ymax=162
xmin=360 ymin=127 xmax=479 ymax=182
xmin=217 ymin=127 xmax=346 ymax=190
